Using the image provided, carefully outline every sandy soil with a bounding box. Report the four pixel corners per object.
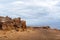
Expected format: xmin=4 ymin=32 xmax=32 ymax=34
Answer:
xmin=0 ymin=27 xmax=60 ymax=40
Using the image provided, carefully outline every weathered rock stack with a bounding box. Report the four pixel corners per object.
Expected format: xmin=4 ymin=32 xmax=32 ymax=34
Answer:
xmin=0 ymin=16 xmax=27 ymax=31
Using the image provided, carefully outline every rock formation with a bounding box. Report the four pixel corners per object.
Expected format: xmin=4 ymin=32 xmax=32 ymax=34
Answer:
xmin=21 ymin=20 xmax=26 ymax=31
xmin=0 ymin=16 xmax=27 ymax=31
xmin=42 ymin=26 xmax=50 ymax=29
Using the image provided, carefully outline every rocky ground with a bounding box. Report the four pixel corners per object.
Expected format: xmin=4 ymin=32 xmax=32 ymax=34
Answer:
xmin=0 ymin=27 xmax=60 ymax=40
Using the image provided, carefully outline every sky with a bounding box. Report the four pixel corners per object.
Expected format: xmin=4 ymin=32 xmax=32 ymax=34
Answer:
xmin=0 ymin=0 xmax=60 ymax=29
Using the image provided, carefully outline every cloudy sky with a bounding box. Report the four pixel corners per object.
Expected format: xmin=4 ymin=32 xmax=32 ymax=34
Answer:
xmin=0 ymin=0 xmax=60 ymax=29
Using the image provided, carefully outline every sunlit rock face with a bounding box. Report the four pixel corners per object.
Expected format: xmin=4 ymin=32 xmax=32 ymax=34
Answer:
xmin=0 ymin=16 xmax=27 ymax=31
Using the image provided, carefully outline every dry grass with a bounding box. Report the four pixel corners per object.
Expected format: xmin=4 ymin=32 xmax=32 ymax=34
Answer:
xmin=0 ymin=27 xmax=60 ymax=40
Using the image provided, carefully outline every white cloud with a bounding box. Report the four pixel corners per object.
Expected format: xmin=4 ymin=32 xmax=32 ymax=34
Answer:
xmin=11 ymin=1 xmax=24 ymax=5
xmin=0 ymin=4 xmax=5 ymax=8
xmin=11 ymin=0 xmax=58 ymax=8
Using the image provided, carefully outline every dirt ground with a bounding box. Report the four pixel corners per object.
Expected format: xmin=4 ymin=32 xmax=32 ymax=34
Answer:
xmin=0 ymin=27 xmax=60 ymax=40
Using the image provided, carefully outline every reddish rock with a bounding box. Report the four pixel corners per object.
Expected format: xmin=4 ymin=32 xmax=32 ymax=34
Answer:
xmin=0 ymin=16 xmax=27 ymax=31
xmin=21 ymin=20 xmax=26 ymax=31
